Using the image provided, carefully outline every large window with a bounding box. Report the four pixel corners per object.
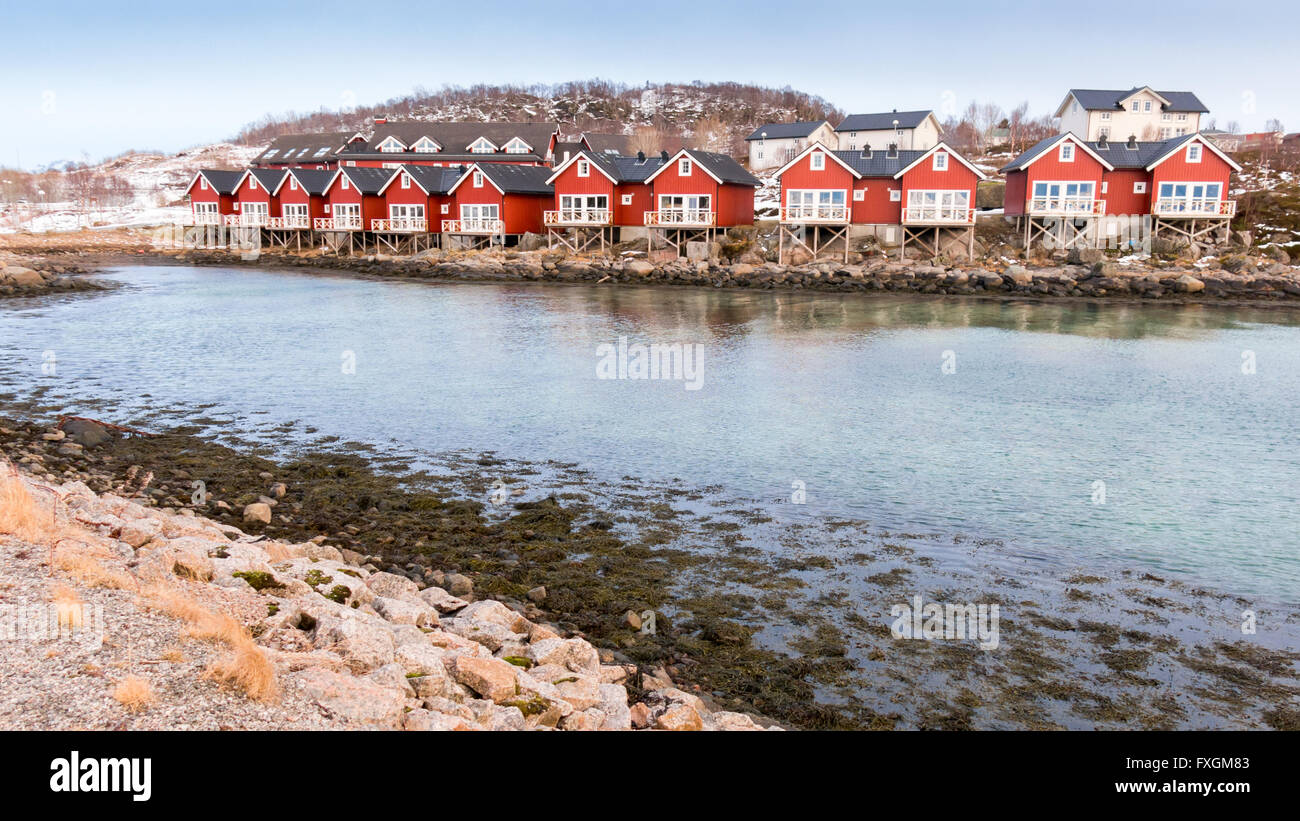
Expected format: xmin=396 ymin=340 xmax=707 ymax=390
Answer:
xmin=657 ymin=194 xmax=710 ymax=223
xmin=558 ymin=194 xmax=609 ymax=221
xmin=785 ymin=189 xmax=847 ymax=219
xmin=906 ymin=189 xmax=970 ymax=221
xmin=460 ymin=203 xmax=500 ymax=224
xmin=1156 ymin=182 xmax=1222 ymax=214
xmin=1030 ymin=181 xmax=1096 ymax=213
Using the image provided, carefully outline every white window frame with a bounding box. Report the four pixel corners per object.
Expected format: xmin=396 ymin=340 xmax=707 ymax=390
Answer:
xmin=577 ymin=159 xmax=590 ymax=178
xmin=905 ymin=188 xmax=970 ymax=220
xmin=289 ymin=176 xmax=298 ymax=191
xmin=810 ymin=151 xmax=825 ymax=171
xmin=853 ymin=189 xmax=865 ymax=201
xmin=341 ymin=176 xmax=349 ymax=190
xmin=460 ymin=202 xmax=499 ymax=221
xmin=1131 ymin=101 xmax=1140 ymax=112
xmin=440 ymin=204 xmax=449 ymax=214
xmin=1059 ymin=143 xmax=1074 ymax=162
xmin=621 ymin=193 xmax=633 ymax=205
xmin=377 ymin=136 xmax=406 ymax=153
xmin=504 ymin=137 xmax=531 ymax=154
xmin=469 ymin=137 xmax=497 ymax=154
xmin=472 ymin=170 xmax=484 ymax=188
xmin=401 ymin=172 xmax=411 ymax=189
xmin=679 ymin=158 xmax=692 ymax=176
xmin=1133 ymin=181 xmax=1147 ymax=194
xmin=1187 ymin=143 xmax=1202 ymax=163
xmin=249 ymin=178 xmax=258 ymax=191
xmin=1100 ymin=112 xmax=1111 ymax=121
xmin=388 ymin=203 xmax=425 ymax=220
xmin=199 ymin=177 xmax=208 ymax=190
xmin=932 ymin=151 xmax=949 ymax=170
xmin=889 ymin=189 xmax=901 ymax=202
xmin=411 ymin=137 xmax=440 ymax=153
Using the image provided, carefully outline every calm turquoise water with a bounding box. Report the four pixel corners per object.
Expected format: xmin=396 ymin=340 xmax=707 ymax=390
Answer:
xmin=2 ymin=265 xmax=1299 ymax=597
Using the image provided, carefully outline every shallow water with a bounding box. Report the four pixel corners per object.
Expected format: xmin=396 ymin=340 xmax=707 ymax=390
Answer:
xmin=2 ymin=264 xmax=1299 ymax=599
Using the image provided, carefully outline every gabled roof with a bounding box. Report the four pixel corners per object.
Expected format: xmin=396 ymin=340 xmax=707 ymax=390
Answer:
xmin=643 ymin=148 xmax=761 ymax=187
xmin=447 ymin=163 xmax=554 ymax=196
xmin=274 ymin=168 xmax=334 ymax=195
xmin=1057 ymin=88 xmax=1209 ymax=116
xmin=351 ymin=121 xmax=560 ymax=160
xmin=773 ymin=141 xmax=862 ymax=179
xmin=890 ymin=142 xmax=987 ymax=180
xmin=234 ymin=167 xmax=287 ymax=192
xmin=1141 ymin=132 xmax=1242 ymax=172
xmin=376 ymin=164 xmax=467 ymax=196
xmin=835 ymin=110 xmax=937 ymax=133
xmin=253 ymin=132 xmax=355 ymax=165
xmin=546 ymin=149 xmax=667 ymax=185
xmin=744 ymin=121 xmax=830 ymax=141
xmin=326 ymin=166 xmax=399 ymax=196
xmin=998 ymin=132 xmax=1115 ymax=173
xmin=188 ymin=169 xmax=242 ymax=195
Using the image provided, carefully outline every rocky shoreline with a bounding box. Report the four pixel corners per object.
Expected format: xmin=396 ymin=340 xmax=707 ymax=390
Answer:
xmin=0 ymin=420 xmax=774 ymax=731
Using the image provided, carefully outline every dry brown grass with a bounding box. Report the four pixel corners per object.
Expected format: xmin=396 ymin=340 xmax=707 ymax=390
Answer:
xmin=52 ymin=584 xmax=85 ymax=629
xmin=54 ymin=548 xmax=136 ymax=591
xmin=0 ymin=468 xmax=53 ymax=543
xmin=143 ymin=583 xmax=279 ymax=701
xmin=112 ymin=675 xmax=155 ymax=713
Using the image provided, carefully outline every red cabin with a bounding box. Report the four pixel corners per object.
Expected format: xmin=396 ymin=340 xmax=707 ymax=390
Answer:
xmin=270 ymin=168 xmax=334 ymax=229
xmin=775 ymin=141 xmax=984 ymax=260
xmin=1001 ymin=132 xmax=1240 ymax=249
xmin=542 ymin=149 xmax=665 ymax=251
xmin=443 ymin=163 xmax=554 ymax=246
xmin=319 ymin=166 xmax=398 ymax=232
xmin=375 ymin=164 xmax=465 ymax=234
xmin=230 ymin=168 xmax=285 ymax=227
xmin=184 ymin=170 xmax=242 ymax=225
xmin=643 ymin=148 xmax=759 ymax=229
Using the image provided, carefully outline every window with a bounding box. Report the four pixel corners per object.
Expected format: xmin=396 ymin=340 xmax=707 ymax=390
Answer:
xmin=853 ymin=189 xmax=865 ymax=201
xmin=341 ymin=176 xmax=349 ymax=190
xmin=249 ymin=178 xmax=258 ymax=191
xmin=1101 ymin=181 xmax=1108 ymax=193
xmin=459 ymin=203 xmax=499 ymax=223
xmin=810 ymin=152 xmax=825 ymax=170
xmin=889 ymin=189 xmax=901 ymax=202
xmin=440 ymin=204 xmax=449 ymax=214
xmin=346 ymin=161 xmax=356 ymax=167
xmin=1098 ymin=127 xmax=1110 ymax=139
xmin=850 ymin=131 xmax=857 ymax=138
xmin=504 ymin=137 xmax=531 ymax=154
xmin=932 ymin=151 xmax=948 ymax=170
xmin=1029 ymin=181 xmax=1096 ymax=212
xmin=1162 ymin=113 xmax=1171 ymax=122
xmin=1059 ymin=143 xmax=1074 ymax=162
xmin=401 ymin=173 xmax=411 ymax=189
xmin=324 ymin=203 xmax=331 ymax=213
xmin=577 ymin=160 xmax=590 ymax=177
xmin=756 ymin=149 xmax=763 ymax=160
xmin=290 ymin=177 xmax=298 ymax=191
xmin=1187 ymin=143 xmax=1202 ymax=163
xmin=469 ymin=137 xmax=496 ymax=154
xmin=381 ymin=162 xmax=400 ymax=169
xmin=1133 ymin=181 xmax=1147 ymax=194
xmin=377 ymin=136 xmax=405 ymax=153
xmin=200 ymin=177 xmax=208 ymax=190
xmin=313 ymin=147 xmax=330 ymax=158
xmin=906 ymin=189 xmax=970 ymax=220
xmin=1100 ymin=112 xmax=1111 ymax=121
xmin=1157 ymin=181 xmax=1222 ymax=212
xmin=1131 ymin=101 xmax=1140 ymax=112
xmin=785 ymin=189 xmax=847 ymax=218
xmin=621 ymin=193 xmax=633 ymax=205
xmin=473 ymin=171 xmax=484 ymax=188
xmin=1143 ymin=101 xmax=1152 ymax=112
xmin=679 ymin=158 xmax=692 ymax=176
xmin=264 ymin=149 xmax=278 ymax=159
xmin=1177 ymin=113 xmax=1188 ymax=122
xmin=412 ymin=137 xmax=439 ymax=153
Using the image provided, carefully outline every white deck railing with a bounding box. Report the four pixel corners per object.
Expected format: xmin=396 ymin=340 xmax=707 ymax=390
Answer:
xmin=1028 ymin=198 xmax=1106 ymax=216
xmin=313 ymin=215 xmax=362 ymax=231
xmin=901 ymin=206 xmax=974 ymax=225
xmin=188 ymin=213 xmax=221 ymax=226
xmin=779 ymin=204 xmax=850 ymax=223
xmin=268 ymin=215 xmax=311 ymax=229
xmin=441 ymin=218 xmax=505 ymax=234
xmin=644 ymin=209 xmax=715 ymax=227
xmin=1152 ymin=199 xmax=1236 ymax=217
xmin=371 ymin=217 xmax=428 ymax=232
xmin=544 ymin=209 xmax=612 ymax=226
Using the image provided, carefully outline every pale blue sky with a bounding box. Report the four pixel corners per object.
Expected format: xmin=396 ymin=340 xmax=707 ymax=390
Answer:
xmin=3 ymin=0 xmax=1295 ymax=169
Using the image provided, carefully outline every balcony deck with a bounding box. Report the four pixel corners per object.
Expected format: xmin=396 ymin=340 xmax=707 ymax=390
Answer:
xmin=779 ymin=205 xmax=850 ymax=224
xmin=371 ymin=217 xmax=428 ymax=233
xmin=1027 ymin=198 xmax=1106 ymax=217
xmin=1152 ymin=199 xmax=1236 ymax=218
xmin=544 ymin=209 xmax=612 ymax=227
xmin=441 ymin=219 xmax=505 ymax=235
xmin=644 ymin=209 xmax=716 ymax=228
xmin=901 ymin=207 xmax=975 ymax=226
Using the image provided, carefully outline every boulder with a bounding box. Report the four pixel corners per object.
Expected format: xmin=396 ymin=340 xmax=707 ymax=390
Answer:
xmin=418 ymin=585 xmax=469 ymax=613
xmin=1175 ymin=274 xmax=1205 ymax=293
xmin=62 ymin=419 xmax=110 ymax=448
xmin=242 ymin=503 xmax=272 ymax=524
xmin=444 ymin=573 xmax=474 ymax=598
xmin=293 ymin=668 xmax=407 ymax=728
xmin=450 ymin=656 xmax=519 ymax=703
xmin=365 ymin=570 xmax=420 ymax=599
xmin=624 ymin=259 xmax=655 ymax=276
xmin=371 ymin=595 xmax=439 ymax=627
xmin=655 ymin=703 xmax=704 ymax=731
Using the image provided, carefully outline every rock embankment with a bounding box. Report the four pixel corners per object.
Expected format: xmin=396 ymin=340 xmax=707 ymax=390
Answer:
xmin=0 ymin=253 xmax=107 ymax=297
xmin=175 ymin=245 xmax=1300 ymax=302
xmin=0 ymin=460 xmax=774 ymax=731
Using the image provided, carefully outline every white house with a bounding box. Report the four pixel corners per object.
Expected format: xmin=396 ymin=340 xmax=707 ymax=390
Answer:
xmin=1056 ymin=87 xmax=1208 ymax=141
xmin=833 ymin=110 xmax=942 ymax=153
xmin=744 ymin=121 xmax=836 ymax=171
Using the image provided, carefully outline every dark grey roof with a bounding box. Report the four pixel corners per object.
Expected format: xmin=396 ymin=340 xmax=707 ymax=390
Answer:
xmin=1084 ymin=133 xmax=1196 ymax=168
xmin=744 ymin=121 xmax=828 ymax=141
xmin=553 ymin=141 xmax=583 ymax=161
xmin=197 ymin=170 xmax=242 ymax=194
xmin=997 ymin=135 xmax=1067 ymax=173
xmin=475 ymin=163 xmax=554 ymax=195
xmin=580 ymin=133 xmax=635 ymax=154
xmin=402 ymin=164 xmax=466 ymax=195
xmin=249 ymin=168 xmax=286 ymax=189
xmin=565 ymin=150 xmax=665 ymax=183
xmin=836 ymin=110 xmax=934 ymax=132
xmin=682 ymin=149 xmax=760 ymax=186
xmin=831 ymin=149 xmax=927 ymax=177
xmin=284 ymin=168 xmax=335 ymax=195
xmin=354 ymin=121 xmax=558 ymax=160
xmin=337 ymin=166 xmax=398 ymax=195
xmin=1067 ymin=88 xmax=1208 ymax=113
xmin=254 ymin=132 xmax=354 ymax=164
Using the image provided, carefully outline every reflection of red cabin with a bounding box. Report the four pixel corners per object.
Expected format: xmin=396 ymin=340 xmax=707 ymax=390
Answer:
xmin=545 ymin=149 xmax=664 ymax=227
xmin=271 ymin=168 xmax=334 ymax=226
xmin=643 ymin=148 xmax=760 ymax=227
xmin=231 ymin=169 xmax=286 ymax=225
xmin=320 ymin=166 xmax=397 ymax=230
xmin=445 ymin=163 xmax=554 ymax=236
xmin=185 ymin=170 xmax=242 ymax=224
xmin=376 ymin=165 xmax=466 ymax=231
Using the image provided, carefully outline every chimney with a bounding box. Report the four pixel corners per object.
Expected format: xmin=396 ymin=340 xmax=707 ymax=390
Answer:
xmin=1127 ymin=134 xmax=1137 ymax=149
xmin=374 ymin=117 xmax=387 ymax=125
xmin=887 ymin=142 xmax=898 ymax=158
xmin=1097 ymin=134 xmax=1108 ymax=149
xmin=862 ymin=141 xmax=871 ymax=156
xmin=660 ymin=150 xmax=669 ymax=161
xmin=636 ymin=150 xmax=645 ymax=162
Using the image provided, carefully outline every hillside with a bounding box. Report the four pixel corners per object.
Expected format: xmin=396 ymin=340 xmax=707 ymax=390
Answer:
xmin=234 ymin=81 xmax=845 ymax=156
